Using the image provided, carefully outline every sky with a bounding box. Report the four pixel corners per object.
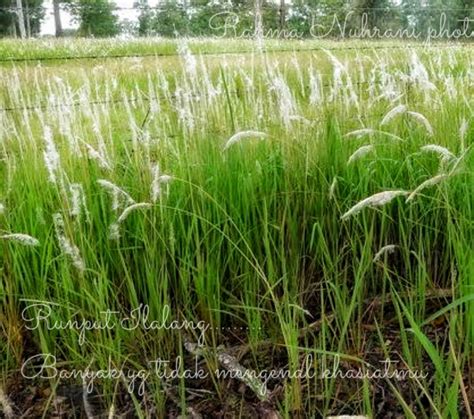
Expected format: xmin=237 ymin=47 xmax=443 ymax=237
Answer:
xmin=41 ymin=0 xmax=161 ymax=35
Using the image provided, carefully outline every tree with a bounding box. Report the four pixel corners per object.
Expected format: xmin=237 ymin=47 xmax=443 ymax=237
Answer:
xmin=16 ymin=0 xmax=27 ymax=38
xmin=26 ymin=0 xmax=44 ymax=35
xmin=152 ymin=1 xmax=188 ymax=37
xmin=188 ymin=2 xmax=233 ymax=36
xmin=65 ymin=0 xmax=120 ymax=37
xmin=0 ymin=0 xmax=44 ymax=37
xmin=352 ymin=0 xmax=399 ymax=35
xmin=135 ymin=0 xmax=152 ymax=36
xmin=0 ymin=0 xmax=15 ymax=35
xmin=53 ymin=0 xmax=63 ymax=36
xmin=279 ymin=0 xmax=285 ymax=32
xmin=254 ymin=0 xmax=262 ymax=38
xmin=455 ymin=0 xmax=474 ymax=32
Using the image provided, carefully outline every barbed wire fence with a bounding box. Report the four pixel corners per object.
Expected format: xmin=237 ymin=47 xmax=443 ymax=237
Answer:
xmin=0 ymin=69 xmax=472 ymax=114
xmin=0 ymin=40 xmax=472 ymax=64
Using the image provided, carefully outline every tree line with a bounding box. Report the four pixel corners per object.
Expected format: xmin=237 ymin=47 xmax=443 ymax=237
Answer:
xmin=0 ymin=0 xmax=472 ymax=38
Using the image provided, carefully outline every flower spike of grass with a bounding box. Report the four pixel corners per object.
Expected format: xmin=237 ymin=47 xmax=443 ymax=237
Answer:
xmin=117 ymin=202 xmax=153 ymax=224
xmin=347 ymin=145 xmax=375 ymax=164
xmin=420 ymin=145 xmax=456 ymax=162
xmin=407 ymin=111 xmax=434 ymax=137
xmin=344 ymin=128 xmax=405 ymax=142
xmin=380 ymin=104 xmax=407 ymax=125
xmin=223 ymin=130 xmax=268 ymax=151
xmin=373 ymin=244 xmax=398 ymax=263
xmin=0 ymin=233 xmax=40 ymax=247
xmin=406 ymin=174 xmax=450 ymax=203
xmin=341 ymin=190 xmax=409 ymax=220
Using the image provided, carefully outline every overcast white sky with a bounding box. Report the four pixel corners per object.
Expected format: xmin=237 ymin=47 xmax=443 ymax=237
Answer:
xmin=41 ymin=0 xmax=161 ymax=35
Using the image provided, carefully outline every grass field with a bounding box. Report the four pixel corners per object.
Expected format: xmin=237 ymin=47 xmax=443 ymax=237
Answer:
xmin=0 ymin=38 xmax=473 ymax=418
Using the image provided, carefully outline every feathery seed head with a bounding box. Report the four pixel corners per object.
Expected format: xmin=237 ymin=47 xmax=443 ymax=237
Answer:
xmin=43 ymin=125 xmax=61 ymax=184
xmin=341 ymin=190 xmax=408 ymax=220
xmin=53 ymin=212 xmax=85 ymax=272
xmin=406 ymin=174 xmax=449 ymax=203
xmin=407 ymin=111 xmax=434 ymax=137
xmin=98 ymin=179 xmax=135 ymax=211
xmin=420 ymin=145 xmax=456 ymax=162
xmin=223 ymin=131 xmax=268 ymax=151
xmin=373 ymin=244 xmax=398 ymax=263
xmin=380 ymin=104 xmax=407 ymax=126
xmin=0 ymin=233 xmax=40 ymax=247
xmin=348 ymin=145 xmax=375 ymax=164
xmin=117 ymin=203 xmax=152 ymax=224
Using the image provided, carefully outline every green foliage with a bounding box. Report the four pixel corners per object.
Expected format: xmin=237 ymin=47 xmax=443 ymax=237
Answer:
xmin=135 ymin=0 xmax=152 ymax=36
xmin=64 ymin=0 xmax=119 ymax=37
xmin=188 ymin=3 xmax=230 ymax=36
xmin=0 ymin=0 xmax=15 ymax=36
xmin=127 ymin=0 xmax=474 ymax=39
xmin=153 ymin=1 xmax=188 ymax=37
xmin=0 ymin=0 xmax=44 ymax=36
xmin=0 ymin=0 xmax=472 ymax=39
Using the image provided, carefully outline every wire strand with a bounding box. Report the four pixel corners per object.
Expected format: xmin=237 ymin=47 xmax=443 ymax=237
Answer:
xmin=0 ymin=42 xmax=471 ymax=64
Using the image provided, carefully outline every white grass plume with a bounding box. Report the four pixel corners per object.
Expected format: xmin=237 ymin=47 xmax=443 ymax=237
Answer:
xmin=83 ymin=142 xmax=111 ymax=171
xmin=177 ymin=39 xmax=197 ymax=79
xmin=0 ymin=233 xmax=40 ymax=247
xmin=271 ymin=74 xmax=297 ymax=129
xmin=53 ymin=213 xmax=85 ymax=272
xmin=223 ymin=131 xmax=268 ymax=151
xmin=420 ymin=145 xmax=456 ymax=162
xmin=347 ymin=145 xmax=374 ymax=164
xmin=109 ymin=203 xmax=153 ymax=240
xmin=380 ymin=104 xmax=407 ymax=126
xmin=373 ymin=244 xmax=398 ymax=263
xmin=459 ymin=119 xmax=468 ymax=140
xmin=108 ymin=223 xmax=120 ymax=241
xmin=69 ymin=183 xmax=89 ymax=221
xmin=309 ymin=68 xmax=323 ymax=105
xmin=43 ymin=125 xmax=60 ymax=184
xmin=341 ymin=190 xmax=409 ymax=220
xmin=344 ymin=128 xmax=405 ymax=143
xmin=409 ymin=51 xmax=436 ymax=91
xmin=406 ymin=174 xmax=449 ymax=203
xmin=151 ymin=164 xmax=173 ymax=202
xmin=289 ymin=115 xmax=310 ymax=124
xmin=157 ymin=175 xmax=173 ymax=184
xmin=117 ymin=202 xmax=152 ymax=224
xmin=459 ymin=119 xmax=468 ymax=151
xmin=344 ymin=128 xmax=377 ymax=139
xmin=97 ymin=179 xmax=135 ymax=211
xmin=0 ymin=203 xmax=4 ymax=215
xmin=407 ymin=111 xmax=434 ymax=136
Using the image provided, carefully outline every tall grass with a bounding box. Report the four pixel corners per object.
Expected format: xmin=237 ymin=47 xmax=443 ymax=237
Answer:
xmin=0 ymin=41 xmax=473 ymax=417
